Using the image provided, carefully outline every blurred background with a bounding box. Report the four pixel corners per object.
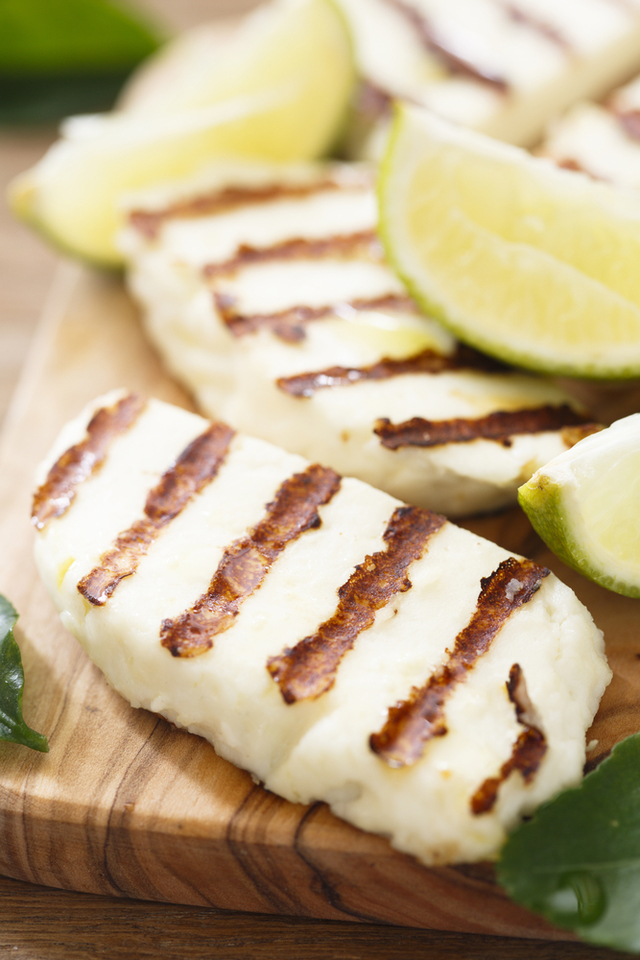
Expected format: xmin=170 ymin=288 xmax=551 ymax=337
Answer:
xmin=0 ymin=0 xmax=259 ymax=423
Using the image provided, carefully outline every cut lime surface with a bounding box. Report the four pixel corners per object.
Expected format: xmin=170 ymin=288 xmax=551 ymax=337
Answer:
xmin=377 ymin=103 xmax=640 ymax=379
xmin=8 ymin=0 xmax=354 ymax=266
xmin=518 ymin=414 xmax=640 ymax=598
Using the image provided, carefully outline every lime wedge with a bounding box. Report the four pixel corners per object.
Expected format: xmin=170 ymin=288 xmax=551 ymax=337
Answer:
xmin=123 ymin=0 xmax=348 ymax=120
xmin=378 ymin=103 xmax=640 ymax=380
xmin=518 ymin=415 xmax=640 ymax=598
xmin=8 ymin=0 xmax=354 ymax=266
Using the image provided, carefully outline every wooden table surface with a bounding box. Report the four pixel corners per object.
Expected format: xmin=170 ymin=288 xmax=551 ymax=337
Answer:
xmin=0 ymin=3 xmax=633 ymax=958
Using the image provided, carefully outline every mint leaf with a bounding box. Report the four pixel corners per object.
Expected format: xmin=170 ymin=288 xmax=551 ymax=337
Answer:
xmin=497 ymin=734 xmax=640 ymax=953
xmin=0 ymin=594 xmax=48 ymax=752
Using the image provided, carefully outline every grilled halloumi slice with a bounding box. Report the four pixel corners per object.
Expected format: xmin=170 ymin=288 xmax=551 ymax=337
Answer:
xmin=120 ymin=161 xmax=595 ymax=519
xmin=540 ymin=72 xmax=640 ymax=189
xmin=33 ymin=391 xmax=610 ymax=866
xmin=337 ymin=0 xmax=640 ymax=158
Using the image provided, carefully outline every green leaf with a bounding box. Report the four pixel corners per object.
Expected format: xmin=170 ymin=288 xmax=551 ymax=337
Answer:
xmin=0 ymin=71 xmax=138 ymax=124
xmin=497 ymin=734 xmax=640 ymax=953
xmin=0 ymin=0 xmax=164 ymax=124
xmin=0 ymin=0 xmax=163 ymax=73
xmin=0 ymin=594 xmax=49 ymax=752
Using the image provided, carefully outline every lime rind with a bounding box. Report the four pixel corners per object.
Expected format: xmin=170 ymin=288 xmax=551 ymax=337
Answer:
xmin=518 ymin=415 xmax=640 ymax=599
xmin=377 ymin=103 xmax=640 ymax=381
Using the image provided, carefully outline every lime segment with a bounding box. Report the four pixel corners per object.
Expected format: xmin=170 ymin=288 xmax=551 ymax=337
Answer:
xmin=518 ymin=414 xmax=640 ymax=598
xmin=378 ymin=104 xmax=640 ymax=379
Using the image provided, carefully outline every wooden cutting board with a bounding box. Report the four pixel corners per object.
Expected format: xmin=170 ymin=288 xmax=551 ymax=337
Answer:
xmin=1 ymin=262 xmax=639 ymax=939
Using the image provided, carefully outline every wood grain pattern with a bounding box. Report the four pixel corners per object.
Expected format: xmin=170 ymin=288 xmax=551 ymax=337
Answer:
xmin=1 ymin=874 xmax=633 ymax=960
xmin=0 ymin=264 xmax=638 ymax=955
xmin=0 ymin=271 xmax=559 ymax=938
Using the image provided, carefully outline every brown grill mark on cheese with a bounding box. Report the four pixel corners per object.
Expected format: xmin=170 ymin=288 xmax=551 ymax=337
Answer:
xmin=215 ymin=292 xmax=414 ymax=343
xmin=206 ymin=230 xmax=401 ymax=342
xmin=77 ymin=422 xmax=235 ymax=606
xmin=267 ymin=506 xmax=446 ymax=704
xmin=556 ymin=157 xmax=589 ymax=174
xmin=553 ymin=157 xmax=606 ymax=183
xmin=357 ymin=79 xmax=396 ymax=120
xmin=382 ymin=0 xmax=509 ymax=90
xmin=31 ymin=394 xmax=146 ymax=531
xmin=277 ymin=345 xmax=508 ymax=397
xmin=374 ymin=404 xmax=592 ymax=450
xmin=204 ymin=230 xmax=383 ymax=280
xmin=616 ymin=109 xmax=640 ymax=142
xmin=128 ymin=176 xmax=372 ymax=239
xmin=370 ymin=558 xmax=550 ymax=768
xmin=161 ymin=464 xmax=341 ymax=658
xmin=561 ymin=422 xmax=603 ymax=448
xmin=499 ymin=3 xmax=571 ymax=50
xmin=471 ymin=663 xmax=547 ymax=814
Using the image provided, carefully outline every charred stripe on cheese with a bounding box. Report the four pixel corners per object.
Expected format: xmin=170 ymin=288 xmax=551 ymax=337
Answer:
xmin=128 ymin=175 xmax=373 ymax=240
xmin=31 ymin=394 xmax=146 ymax=531
xmin=370 ymin=558 xmax=550 ymax=768
xmin=374 ymin=404 xmax=593 ymax=450
xmin=356 ymin=79 xmax=396 ymax=121
xmin=215 ymin=292 xmax=415 ymax=343
xmin=267 ymin=506 xmax=446 ymax=704
xmin=381 ymin=0 xmax=509 ymax=90
xmin=277 ymin=345 xmax=508 ymax=398
xmin=204 ymin=231 xmax=384 ymax=281
xmin=77 ymin=422 xmax=235 ymax=606
xmin=614 ymin=108 xmax=640 ymax=142
xmin=471 ymin=663 xmax=547 ymax=814
xmin=161 ymin=464 xmax=341 ymax=658
xmin=555 ymin=157 xmax=597 ymax=177
xmin=495 ymin=2 xmax=571 ymax=50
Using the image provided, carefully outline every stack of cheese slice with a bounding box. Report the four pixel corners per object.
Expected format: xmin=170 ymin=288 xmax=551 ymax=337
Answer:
xmin=337 ymin=0 xmax=640 ymax=156
xmin=120 ymin=160 xmax=595 ymax=518
xmin=33 ymin=391 xmax=610 ymax=866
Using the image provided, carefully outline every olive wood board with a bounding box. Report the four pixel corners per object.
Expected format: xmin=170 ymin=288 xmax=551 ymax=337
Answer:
xmin=1 ymin=262 xmax=639 ymax=939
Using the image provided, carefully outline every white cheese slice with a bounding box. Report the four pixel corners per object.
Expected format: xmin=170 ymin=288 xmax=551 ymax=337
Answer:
xmin=33 ymin=391 xmax=611 ymax=866
xmin=120 ymin=161 xmax=591 ymax=518
xmin=337 ymin=0 xmax=640 ymax=156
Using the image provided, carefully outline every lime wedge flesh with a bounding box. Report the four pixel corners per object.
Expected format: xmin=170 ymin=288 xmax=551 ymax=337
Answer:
xmin=377 ymin=103 xmax=640 ymax=379
xmin=518 ymin=414 xmax=640 ymax=598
